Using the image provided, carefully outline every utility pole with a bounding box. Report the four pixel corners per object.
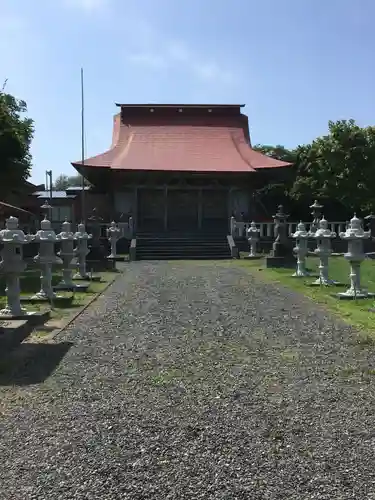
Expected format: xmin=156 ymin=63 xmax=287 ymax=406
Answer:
xmin=81 ymin=67 xmax=86 ymax=224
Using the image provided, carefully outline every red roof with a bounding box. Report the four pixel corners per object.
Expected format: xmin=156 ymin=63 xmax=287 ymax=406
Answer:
xmin=73 ymin=105 xmax=291 ymax=173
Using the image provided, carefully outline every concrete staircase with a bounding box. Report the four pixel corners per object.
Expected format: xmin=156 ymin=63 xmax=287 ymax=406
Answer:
xmin=135 ymin=233 xmax=232 ymax=260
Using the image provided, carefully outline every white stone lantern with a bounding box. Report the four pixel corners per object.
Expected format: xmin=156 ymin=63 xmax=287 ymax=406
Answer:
xmin=311 ymin=217 xmax=337 ymax=286
xmin=106 ymin=221 xmax=121 ymax=259
xmin=338 ymin=214 xmax=373 ymax=299
xmin=291 ymin=221 xmax=310 ymax=277
xmin=74 ymin=222 xmax=92 ymax=280
xmin=246 ymin=221 xmax=260 ymax=258
xmin=32 ymin=216 xmax=61 ymax=300
xmin=55 ymin=219 xmax=77 ymax=290
xmin=0 ymin=216 xmax=33 ymax=317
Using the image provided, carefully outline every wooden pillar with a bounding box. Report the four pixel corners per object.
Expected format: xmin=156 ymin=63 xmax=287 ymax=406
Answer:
xmin=164 ymin=185 xmax=168 ymax=231
xmin=134 ymin=186 xmax=138 ymax=232
xmin=198 ymin=188 xmax=203 ymax=230
xmin=228 ymin=187 xmax=233 ymax=218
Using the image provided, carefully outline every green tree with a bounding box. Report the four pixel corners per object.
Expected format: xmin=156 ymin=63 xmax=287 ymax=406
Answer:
xmin=251 ymin=144 xmax=299 ymax=216
xmin=0 ymin=84 xmax=34 ymax=195
xmin=54 ymin=173 xmax=89 ymax=190
xmin=252 ymin=144 xmax=297 ymax=199
xmin=290 ymin=120 xmax=375 ymax=213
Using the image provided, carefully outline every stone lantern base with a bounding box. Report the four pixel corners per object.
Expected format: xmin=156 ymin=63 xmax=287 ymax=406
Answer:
xmin=53 ymin=282 xmax=89 ymax=292
xmin=310 ymin=278 xmax=340 ymax=287
xmin=336 ymin=289 xmax=375 ymax=300
xmin=0 ymin=309 xmax=37 ymax=320
xmin=0 ymin=308 xmax=50 ymax=322
xmin=20 ymin=294 xmax=73 ymax=306
xmin=265 ymin=256 xmax=295 ymax=269
xmin=244 ymin=254 xmax=262 ymax=260
xmin=73 ymin=272 xmax=102 ymax=282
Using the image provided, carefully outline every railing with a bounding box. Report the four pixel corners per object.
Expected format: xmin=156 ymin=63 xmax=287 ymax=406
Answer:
xmin=43 ymin=218 xmax=135 ymax=239
xmin=230 ymin=219 xmax=348 ymax=239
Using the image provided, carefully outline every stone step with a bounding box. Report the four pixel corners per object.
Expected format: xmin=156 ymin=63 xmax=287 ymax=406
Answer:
xmin=137 ymin=243 xmax=230 ymax=250
xmin=137 ymin=238 xmax=228 ymax=244
xmin=136 ymin=245 xmax=230 ymax=252
xmin=136 ymin=254 xmax=232 ymax=260
xmin=135 ymin=234 xmax=231 ymax=261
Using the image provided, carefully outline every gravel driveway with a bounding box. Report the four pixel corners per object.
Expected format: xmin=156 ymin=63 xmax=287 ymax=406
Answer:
xmin=1 ymin=261 xmax=375 ymax=499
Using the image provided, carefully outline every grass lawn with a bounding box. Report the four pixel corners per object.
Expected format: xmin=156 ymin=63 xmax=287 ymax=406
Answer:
xmin=237 ymin=255 xmax=375 ymax=337
xmin=0 ymin=268 xmax=119 ymax=338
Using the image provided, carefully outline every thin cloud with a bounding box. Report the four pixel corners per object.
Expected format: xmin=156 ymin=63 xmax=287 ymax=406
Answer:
xmin=127 ymin=53 xmax=168 ymax=70
xmin=63 ymin=0 xmax=109 ymax=12
xmin=127 ymin=39 xmax=237 ymax=86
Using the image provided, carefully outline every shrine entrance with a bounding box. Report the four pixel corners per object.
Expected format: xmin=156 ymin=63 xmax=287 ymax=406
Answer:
xmin=137 ymin=189 xmax=164 ymax=232
xmin=201 ymin=190 xmax=228 ymax=232
xmin=167 ymin=190 xmax=199 ymax=231
xmin=137 ymin=187 xmax=229 ymax=234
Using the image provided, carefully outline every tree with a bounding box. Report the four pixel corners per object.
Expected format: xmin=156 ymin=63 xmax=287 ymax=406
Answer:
xmin=53 ymin=173 xmax=89 ymax=190
xmin=290 ymin=120 xmax=375 ymax=214
xmin=251 ymin=144 xmax=300 ymax=216
xmin=252 ymin=144 xmax=297 ymax=198
xmin=0 ymin=84 xmax=34 ymax=195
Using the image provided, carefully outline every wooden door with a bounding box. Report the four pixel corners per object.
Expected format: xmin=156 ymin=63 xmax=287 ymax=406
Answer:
xmin=201 ymin=190 xmax=229 ymax=232
xmin=167 ymin=190 xmax=199 ymax=232
xmin=137 ymin=189 xmax=165 ymax=232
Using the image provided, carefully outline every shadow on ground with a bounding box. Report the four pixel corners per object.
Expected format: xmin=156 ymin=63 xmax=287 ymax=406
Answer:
xmin=0 ymin=342 xmax=72 ymax=386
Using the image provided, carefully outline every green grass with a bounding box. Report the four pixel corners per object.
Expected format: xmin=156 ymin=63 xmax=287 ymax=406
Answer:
xmin=0 ymin=269 xmax=117 ymax=322
xmin=237 ymin=255 xmax=375 ymax=337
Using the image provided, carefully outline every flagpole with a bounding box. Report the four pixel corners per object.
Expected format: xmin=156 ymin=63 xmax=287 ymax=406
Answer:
xmin=81 ymin=67 xmax=86 ymax=224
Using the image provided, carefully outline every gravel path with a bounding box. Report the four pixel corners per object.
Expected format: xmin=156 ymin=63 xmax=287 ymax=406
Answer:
xmin=1 ymin=261 xmax=375 ymax=499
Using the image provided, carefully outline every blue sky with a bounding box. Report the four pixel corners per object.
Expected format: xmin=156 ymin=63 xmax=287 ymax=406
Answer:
xmin=2 ymin=0 xmax=374 ymax=185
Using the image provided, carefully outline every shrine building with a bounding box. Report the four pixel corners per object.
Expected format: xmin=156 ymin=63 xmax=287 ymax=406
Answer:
xmin=72 ymin=104 xmax=291 ymax=235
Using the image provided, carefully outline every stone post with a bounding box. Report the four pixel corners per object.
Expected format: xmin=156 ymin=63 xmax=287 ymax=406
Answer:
xmin=106 ymin=221 xmax=121 ymax=259
xmin=291 ymin=222 xmax=310 ymax=277
xmin=74 ymin=222 xmax=92 ymax=280
xmin=337 ymin=214 xmax=374 ymax=299
xmin=265 ymin=205 xmax=294 ymax=268
xmin=310 ymin=217 xmax=337 ymax=285
xmin=128 ymin=216 xmax=134 ymax=238
xmin=0 ymin=216 xmax=33 ymax=317
xmin=246 ymin=221 xmax=260 ymax=258
xmin=230 ymin=216 xmax=237 ymax=238
xmin=32 ymin=216 xmax=61 ymax=300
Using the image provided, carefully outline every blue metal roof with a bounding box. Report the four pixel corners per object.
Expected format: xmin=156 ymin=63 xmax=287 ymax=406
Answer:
xmin=33 ymin=191 xmax=76 ymax=199
xmin=65 ymin=186 xmax=90 ymax=191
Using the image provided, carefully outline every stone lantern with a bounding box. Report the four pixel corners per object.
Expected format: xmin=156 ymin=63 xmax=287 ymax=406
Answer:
xmin=291 ymin=221 xmax=310 ymax=277
xmin=41 ymin=199 xmax=53 ymax=221
xmin=86 ymin=208 xmax=108 ymax=271
xmin=32 ymin=216 xmax=61 ymax=300
xmin=338 ymin=214 xmax=373 ymax=299
xmin=246 ymin=221 xmax=260 ymax=258
xmin=309 ymin=200 xmax=323 ymax=236
xmin=55 ymin=220 xmax=87 ymax=291
xmin=74 ymin=222 xmax=92 ymax=280
xmin=0 ymin=216 xmax=33 ymax=317
xmin=266 ymin=204 xmax=294 ymax=268
xmin=311 ymin=217 xmax=337 ymax=286
xmin=55 ymin=219 xmax=75 ymax=290
xmin=106 ymin=221 xmax=121 ymax=259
